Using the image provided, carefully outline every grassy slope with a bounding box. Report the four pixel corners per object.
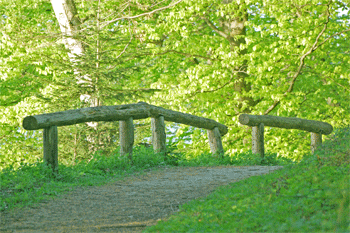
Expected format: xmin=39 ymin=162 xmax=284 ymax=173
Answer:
xmin=145 ymin=127 xmax=350 ymax=232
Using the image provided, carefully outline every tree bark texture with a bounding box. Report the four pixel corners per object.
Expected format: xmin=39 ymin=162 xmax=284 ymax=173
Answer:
xmin=23 ymin=102 xmax=228 ymax=135
xmin=220 ymin=1 xmax=256 ymax=112
xmin=252 ymin=123 xmax=264 ymax=157
xmin=23 ymin=104 xmax=150 ymax=130
xmin=151 ymin=116 xmax=166 ymax=155
xmin=43 ymin=126 xmax=58 ymax=173
xmin=207 ymin=127 xmax=224 ymax=155
xmin=119 ymin=117 xmax=134 ymax=159
xmin=239 ymin=114 xmax=333 ymax=135
xmin=311 ymin=132 xmax=322 ymax=154
xmin=50 ymin=0 xmax=83 ymax=60
xmin=148 ymin=105 xmax=228 ymax=136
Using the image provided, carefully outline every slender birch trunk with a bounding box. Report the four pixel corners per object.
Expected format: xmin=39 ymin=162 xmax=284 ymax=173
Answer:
xmin=51 ymin=0 xmax=100 ymax=154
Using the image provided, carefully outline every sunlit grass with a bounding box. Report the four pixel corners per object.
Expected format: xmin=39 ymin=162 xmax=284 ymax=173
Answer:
xmin=0 ymin=146 xmax=167 ymax=211
xmin=145 ymin=126 xmax=350 ymax=232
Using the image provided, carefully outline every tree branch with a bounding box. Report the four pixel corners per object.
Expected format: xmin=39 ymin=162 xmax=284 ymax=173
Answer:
xmin=264 ymin=2 xmax=332 ymax=115
xmin=102 ymin=0 xmax=183 ymax=28
xmin=190 ymin=69 xmax=248 ymax=98
xmin=202 ymin=16 xmax=230 ymax=40
xmin=119 ymin=49 xmax=217 ymax=63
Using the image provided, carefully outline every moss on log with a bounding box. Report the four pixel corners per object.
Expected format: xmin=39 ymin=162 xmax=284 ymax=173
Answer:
xmin=23 ymin=102 xmax=228 ymax=136
xmin=239 ymin=114 xmax=333 ymax=135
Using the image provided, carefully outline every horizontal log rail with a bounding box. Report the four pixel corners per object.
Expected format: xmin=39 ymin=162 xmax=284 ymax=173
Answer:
xmin=239 ymin=114 xmax=333 ymax=157
xmin=23 ymin=102 xmax=228 ymax=172
xmin=23 ymin=102 xmax=228 ymax=135
xmin=239 ymin=114 xmax=333 ymax=135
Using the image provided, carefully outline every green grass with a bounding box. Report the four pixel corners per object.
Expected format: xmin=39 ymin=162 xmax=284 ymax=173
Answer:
xmin=0 ymin=146 xmax=169 ymax=211
xmin=1 ymin=127 xmax=349 ymax=232
xmin=145 ymin=127 xmax=350 ymax=232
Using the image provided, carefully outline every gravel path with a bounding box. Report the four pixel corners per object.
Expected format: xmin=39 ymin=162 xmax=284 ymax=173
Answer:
xmin=0 ymin=165 xmax=283 ymax=233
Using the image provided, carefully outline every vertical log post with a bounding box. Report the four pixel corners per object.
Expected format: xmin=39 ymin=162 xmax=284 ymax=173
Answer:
xmin=207 ymin=127 xmax=224 ymax=156
xmin=311 ymin=132 xmax=322 ymax=154
xmin=119 ymin=117 xmax=134 ymax=160
xmin=252 ymin=123 xmax=264 ymax=158
xmin=151 ymin=116 xmax=166 ymax=156
xmin=43 ymin=126 xmax=58 ymax=173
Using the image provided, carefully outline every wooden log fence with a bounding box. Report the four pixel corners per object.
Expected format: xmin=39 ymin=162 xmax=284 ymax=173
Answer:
xmin=23 ymin=102 xmax=228 ymax=172
xmin=239 ymin=114 xmax=333 ymax=157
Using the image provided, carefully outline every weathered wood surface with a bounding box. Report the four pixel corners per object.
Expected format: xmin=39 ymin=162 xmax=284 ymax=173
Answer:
xmin=151 ymin=116 xmax=166 ymax=155
xmin=23 ymin=102 xmax=228 ymax=136
xmin=23 ymin=103 xmax=149 ymax=130
xmin=311 ymin=132 xmax=322 ymax=154
xmin=119 ymin=118 xmax=134 ymax=159
xmin=148 ymin=105 xmax=228 ymax=136
xmin=239 ymin=114 xmax=333 ymax=135
xmin=207 ymin=127 xmax=224 ymax=155
xmin=43 ymin=126 xmax=58 ymax=172
xmin=252 ymin=123 xmax=264 ymax=157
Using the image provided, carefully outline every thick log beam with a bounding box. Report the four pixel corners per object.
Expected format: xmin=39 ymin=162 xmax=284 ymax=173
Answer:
xmin=23 ymin=103 xmax=149 ymax=130
xmin=43 ymin=126 xmax=58 ymax=173
xmin=23 ymin=102 xmax=228 ymax=136
xmin=119 ymin=117 xmax=134 ymax=160
xmin=151 ymin=116 xmax=166 ymax=155
xmin=207 ymin=127 xmax=224 ymax=155
xmin=239 ymin=114 xmax=333 ymax=135
xmin=148 ymin=105 xmax=228 ymax=136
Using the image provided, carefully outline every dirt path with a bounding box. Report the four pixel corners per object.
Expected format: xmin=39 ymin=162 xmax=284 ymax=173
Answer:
xmin=0 ymin=165 xmax=283 ymax=233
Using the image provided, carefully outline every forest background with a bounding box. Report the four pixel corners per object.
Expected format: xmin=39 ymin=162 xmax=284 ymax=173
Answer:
xmin=0 ymin=0 xmax=349 ymax=170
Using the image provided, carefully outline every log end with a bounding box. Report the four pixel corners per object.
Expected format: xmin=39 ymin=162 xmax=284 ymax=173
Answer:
xmin=219 ymin=126 xmax=229 ymax=136
xmin=238 ymin=114 xmax=252 ymax=126
xmin=319 ymin=124 xmax=333 ymax=135
xmin=23 ymin=116 xmax=39 ymax=130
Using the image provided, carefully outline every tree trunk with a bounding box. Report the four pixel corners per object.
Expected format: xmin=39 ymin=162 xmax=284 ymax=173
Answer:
xmin=51 ymin=0 xmax=102 ymax=154
xmin=220 ymin=1 xmax=256 ymax=112
xmin=50 ymin=0 xmax=84 ymax=61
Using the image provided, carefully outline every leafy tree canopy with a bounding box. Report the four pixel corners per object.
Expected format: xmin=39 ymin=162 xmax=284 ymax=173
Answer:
xmin=0 ymin=0 xmax=349 ymax=168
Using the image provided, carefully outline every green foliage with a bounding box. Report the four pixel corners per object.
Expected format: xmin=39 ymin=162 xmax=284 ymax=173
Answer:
xmin=145 ymin=126 xmax=350 ymax=232
xmin=141 ymin=0 xmax=350 ymax=157
xmin=0 ymin=0 xmax=349 ymax=174
xmin=175 ymin=150 xmax=293 ymax=167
